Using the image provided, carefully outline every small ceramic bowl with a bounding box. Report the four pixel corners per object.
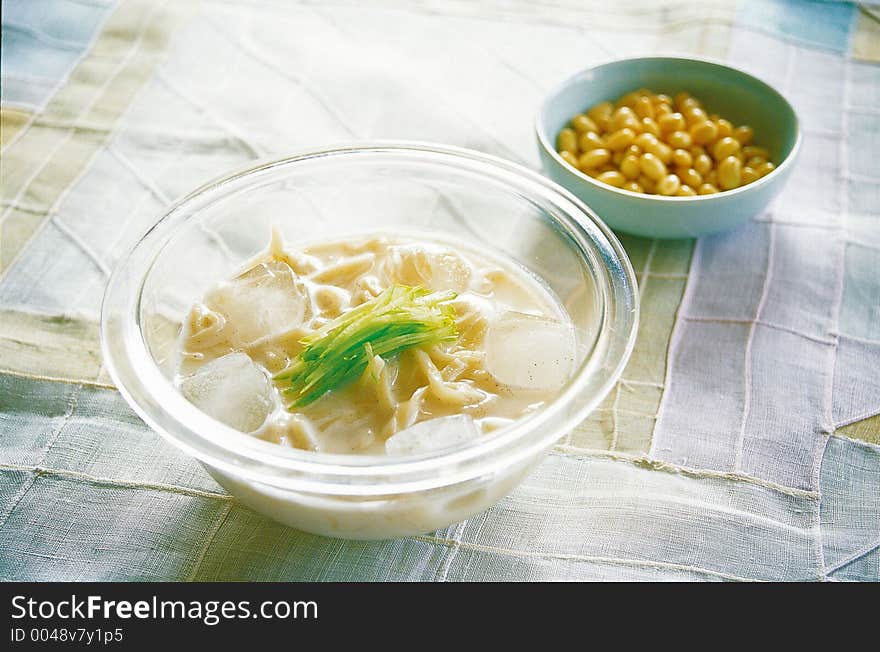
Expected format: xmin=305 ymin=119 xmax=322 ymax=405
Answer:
xmin=536 ymin=57 xmax=801 ymax=239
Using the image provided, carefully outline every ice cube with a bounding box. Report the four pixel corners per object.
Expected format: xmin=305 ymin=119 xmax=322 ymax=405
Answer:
xmin=205 ymin=260 xmax=308 ymax=346
xmin=385 ymin=414 xmax=480 ymax=456
xmin=180 ymin=352 xmax=274 ymax=432
xmin=485 ymin=312 xmax=576 ymax=391
xmin=381 ymin=244 xmax=472 ymax=292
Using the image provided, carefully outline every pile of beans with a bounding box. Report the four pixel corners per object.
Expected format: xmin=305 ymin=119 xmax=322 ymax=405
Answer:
xmin=555 ymin=90 xmax=775 ymax=196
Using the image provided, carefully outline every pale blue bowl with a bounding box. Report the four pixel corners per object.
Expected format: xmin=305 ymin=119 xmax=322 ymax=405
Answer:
xmin=536 ymin=57 xmax=801 ymax=239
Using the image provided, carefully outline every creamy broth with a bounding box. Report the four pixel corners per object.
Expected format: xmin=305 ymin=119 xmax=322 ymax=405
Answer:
xmin=176 ymin=232 xmax=576 ymax=455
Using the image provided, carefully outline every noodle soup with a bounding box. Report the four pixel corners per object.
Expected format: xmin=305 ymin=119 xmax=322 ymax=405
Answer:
xmin=176 ymin=232 xmax=577 ymax=457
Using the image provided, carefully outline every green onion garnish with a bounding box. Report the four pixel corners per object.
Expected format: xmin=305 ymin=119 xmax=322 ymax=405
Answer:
xmin=274 ymin=284 xmax=458 ymax=407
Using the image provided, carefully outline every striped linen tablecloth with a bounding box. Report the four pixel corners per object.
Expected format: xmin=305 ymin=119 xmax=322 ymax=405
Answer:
xmin=1 ymin=0 xmax=878 ymax=581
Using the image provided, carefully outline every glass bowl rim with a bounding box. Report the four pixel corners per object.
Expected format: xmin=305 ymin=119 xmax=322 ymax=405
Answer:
xmin=100 ymin=141 xmax=639 ymax=495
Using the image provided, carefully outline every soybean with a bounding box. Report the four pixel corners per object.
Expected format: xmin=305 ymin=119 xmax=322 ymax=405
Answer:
xmin=718 ymin=156 xmax=742 ymax=190
xmin=639 ymin=152 xmax=667 ymax=181
xmin=657 ymin=174 xmax=681 ymax=196
xmin=579 ymin=148 xmax=612 ymax=170
xmin=555 ymin=88 xmax=775 ymax=195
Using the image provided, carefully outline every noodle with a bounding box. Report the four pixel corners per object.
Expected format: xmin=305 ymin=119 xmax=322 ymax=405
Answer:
xmin=176 ymin=234 xmax=576 ymax=455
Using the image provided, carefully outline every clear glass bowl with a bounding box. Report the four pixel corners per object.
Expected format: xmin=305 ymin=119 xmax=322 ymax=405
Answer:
xmin=101 ymin=143 xmax=638 ymax=539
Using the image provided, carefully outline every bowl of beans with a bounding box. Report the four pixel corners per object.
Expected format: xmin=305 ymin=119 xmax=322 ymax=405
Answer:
xmin=536 ymin=57 xmax=800 ymax=238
